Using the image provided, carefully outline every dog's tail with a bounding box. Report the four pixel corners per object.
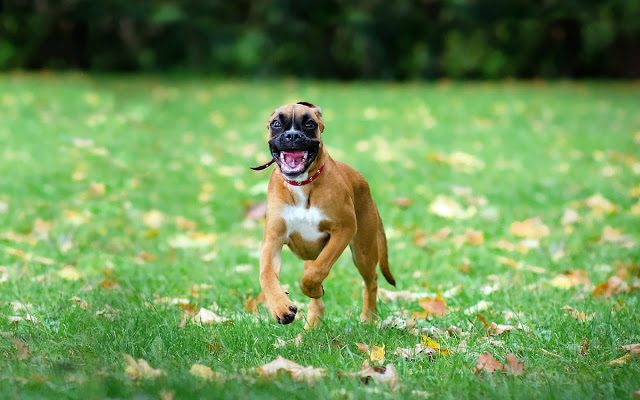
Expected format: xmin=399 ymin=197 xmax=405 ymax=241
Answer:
xmin=377 ymin=217 xmax=396 ymax=286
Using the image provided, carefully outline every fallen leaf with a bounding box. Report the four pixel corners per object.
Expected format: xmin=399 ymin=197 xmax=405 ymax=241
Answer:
xmin=69 ymin=296 xmax=88 ymax=310
xmin=124 ymin=354 xmax=165 ymax=380
xmin=464 ymin=300 xmax=493 ymax=315
xmin=418 ymin=297 xmax=447 ymax=317
xmin=356 ymin=343 xmax=369 ymax=354
xmin=58 ymin=265 xmax=81 ymax=281
xmin=585 ymin=193 xmax=616 ymax=215
xmin=421 ymin=336 xmax=450 ymax=355
xmin=142 ymin=209 xmax=165 ymax=229
xmin=608 ymin=353 xmax=633 ymax=366
xmin=0 ymin=266 xmax=8 ymax=283
xmin=580 ymin=338 xmax=590 ymax=356
xmin=488 ymin=322 xmax=515 ymax=336
xmin=189 ymin=364 xmax=223 ymax=382
xmin=561 ymin=208 xmax=581 ymax=226
xmin=244 ymin=292 xmax=265 ymax=313
xmin=394 ymin=197 xmax=412 ymax=207
xmin=561 ymin=305 xmax=595 ymax=322
xmin=394 ymin=343 xmax=438 ymax=359
xmin=504 ymin=353 xmax=525 ymax=376
xmin=550 ymin=270 xmax=590 ymax=289
xmin=592 ymin=275 xmax=628 ymax=297
xmin=13 ymin=338 xmax=30 ymax=360
xmin=510 ymin=217 xmax=550 ymax=239
xmin=428 ymin=195 xmax=475 ymax=219
xmin=622 ymin=344 xmax=640 ymax=354
xmin=357 ymin=363 xmax=399 ymax=390
xmin=429 ymin=151 xmax=485 ymax=173
xmin=378 ymin=287 xmax=434 ymax=302
xmin=600 ymin=226 xmax=635 ymax=248
xmin=245 ymin=202 xmax=267 ymax=221
xmin=256 ymin=356 xmax=324 ymax=383
xmin=475 ymin=352 xmax=503 ymax=373
xmin=192 ymin=308 xmax=229 ymax=325
xmin=369 ymin=344 xmax=385 ymax=363
xmin=453 ymin=229 xmax=484 ymax=247
xmin=89 ymin=182 xmax=106 ymax=197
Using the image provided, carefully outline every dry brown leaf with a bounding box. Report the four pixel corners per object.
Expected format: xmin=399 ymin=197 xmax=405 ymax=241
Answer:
xmin=356 ymin=343 xmax=369 ymax=354
xmin=580 ymin=338 xmax=590 ymax=356
xmin=600 ymin=226 xmax=635 ymax=248
xmin=69 ymin=296 xmax=89 ymax=310
xmin=510 ymin=217 xmax=550 ymax=239
xmin=245 ymin=202 xmax=267 ymax=221
xmin=394 ymin=343 xmax=438 ymax=359
xmin=561 ymin=208 xmax=581 ymax=226
xmin=357 ymin=363 xmax=399 ymax=390
xmin=550 ymin=269 xmax=590 ymax=289
xmin=13 ymin=338 xmax=29 ymax=360
xmin=475 ymin=352 xmax=504 ymax=373
xmin=585 ymin=193 xmax=616 ymax=214
xmin=418 ymin=297 xmax=447 ymax=317
xmin=192 ymin=308 xmax=229 ymax=325
xmin=189 ymin=364 xmax=223 ymax=382
xmin=633 ymin=389 xmax=640 ymax=399
xmin=561 ymin=305 xmax=595 ymax=322
xmin=124 ymin=354 xmax=165 ymax=380
xmin=488 ymin=322 xmax=515 ymax=336
xmin=622 ymin=344 xmax=640 ymax=354
xmin=592 ymin=275 xmax=628 ymax=297
xmin=89 ymin=182 xmax=106 ymax=197
xmin=256 ymin=356 xmax=324 ymax=383
xmin=608 ymin=353 xmax=633 ymax=366
xmin=244 ymin=292 xmax=266 ymax=313
xmin=504 ymin=353 xmax=525 ymax=376
xmin=394 ymin=197 xmax=412 ymax=207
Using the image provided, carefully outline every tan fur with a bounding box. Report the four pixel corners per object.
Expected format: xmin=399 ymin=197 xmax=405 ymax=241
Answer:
xmin=259 ymin=103 xmax=395 ymax=329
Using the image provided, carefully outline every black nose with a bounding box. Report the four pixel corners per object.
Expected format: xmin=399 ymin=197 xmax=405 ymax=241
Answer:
xmin=283 ymin=130 xmax=303 ymax=142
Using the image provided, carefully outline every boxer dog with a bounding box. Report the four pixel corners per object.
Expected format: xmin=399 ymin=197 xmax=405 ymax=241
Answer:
xmin=252 ymin=102 xmax=395 ymax=329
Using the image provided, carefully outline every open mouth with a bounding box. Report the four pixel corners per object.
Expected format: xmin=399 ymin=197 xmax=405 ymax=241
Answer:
xmin=277 ymin=150 xmax=309 ymax=175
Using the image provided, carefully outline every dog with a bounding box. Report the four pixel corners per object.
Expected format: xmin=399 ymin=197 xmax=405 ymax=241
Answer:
xmin=252 ymin=102 xmax=395 ymax=329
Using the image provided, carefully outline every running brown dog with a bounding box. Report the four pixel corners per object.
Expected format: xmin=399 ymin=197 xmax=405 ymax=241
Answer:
xmin=252 ymin=102 xmax=395 ymax=329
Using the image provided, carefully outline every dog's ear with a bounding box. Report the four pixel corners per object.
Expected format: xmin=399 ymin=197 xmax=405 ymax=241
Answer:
xmin=297 ymin=101 xmax=322 ymax=117
xmin=297 ymin=101 xmax=324 ymax=133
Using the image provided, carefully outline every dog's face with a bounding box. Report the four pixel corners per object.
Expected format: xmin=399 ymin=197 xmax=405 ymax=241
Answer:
xmin=267 ymin=102 xmax=325 ymax=178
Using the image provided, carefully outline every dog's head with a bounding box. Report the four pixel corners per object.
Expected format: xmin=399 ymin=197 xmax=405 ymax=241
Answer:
xmin=267 ymin=102 xmax=325 ymax=179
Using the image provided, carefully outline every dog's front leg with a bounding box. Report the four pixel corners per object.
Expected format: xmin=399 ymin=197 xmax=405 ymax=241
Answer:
xmin=300 ymin=221 xmax=356 ymax=299
xmin=260 ymin=226 xmax=297 ymax=324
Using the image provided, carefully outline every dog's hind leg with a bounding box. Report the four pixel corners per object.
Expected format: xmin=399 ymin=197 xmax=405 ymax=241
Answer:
xmin=350 ymin=243 xmax=379 ymax=322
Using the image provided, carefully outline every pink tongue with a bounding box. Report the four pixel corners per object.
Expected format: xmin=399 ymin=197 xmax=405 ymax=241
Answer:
xmin=283 ymin=151 xmax=305 ymax=167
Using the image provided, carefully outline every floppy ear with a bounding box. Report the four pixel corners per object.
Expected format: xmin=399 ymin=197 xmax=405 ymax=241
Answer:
xmin=297 ymin=101 xmax=324 ymax=133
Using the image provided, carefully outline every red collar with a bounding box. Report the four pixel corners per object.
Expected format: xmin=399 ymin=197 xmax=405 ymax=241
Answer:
xmin=284 ymin=164 xmax=325 ymax=186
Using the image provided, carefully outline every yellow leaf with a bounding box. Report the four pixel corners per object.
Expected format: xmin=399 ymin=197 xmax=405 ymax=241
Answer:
xmin=369 ymin=344 xmax=385 ymax=363
xmin=58 ymin=266 xmax=81 ymax=281
xmin=510 ymin=217 xmax=550 ymax=239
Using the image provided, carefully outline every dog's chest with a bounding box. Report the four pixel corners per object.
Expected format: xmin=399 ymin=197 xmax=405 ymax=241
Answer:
xmin=281 ymin=187 xmax=328 ymax=241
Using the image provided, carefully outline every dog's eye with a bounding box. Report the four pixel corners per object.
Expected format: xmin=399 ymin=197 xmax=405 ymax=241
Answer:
xmin=304 ymin=120 xmax=316 ymax=129
xmin=271 ymin=120 xmax=282 ymax=129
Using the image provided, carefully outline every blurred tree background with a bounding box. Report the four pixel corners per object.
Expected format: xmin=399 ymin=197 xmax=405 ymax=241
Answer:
xmin=0 ymin=0 xmax=638 ymax=79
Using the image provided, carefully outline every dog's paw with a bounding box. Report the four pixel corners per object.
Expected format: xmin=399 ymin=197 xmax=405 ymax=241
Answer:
xmin=300 ymin=281 xmax=324 ymax=299
xmin=268 ymin=297 xmax=298 ymax=324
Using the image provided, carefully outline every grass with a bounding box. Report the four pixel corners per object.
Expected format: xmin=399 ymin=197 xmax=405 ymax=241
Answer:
xmin=0 ymin=73 xmax=639 ymax=399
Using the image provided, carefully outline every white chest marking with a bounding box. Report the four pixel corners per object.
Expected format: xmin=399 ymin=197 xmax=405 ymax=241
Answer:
xmin=282 ymin=186 xmax=328 ymax=241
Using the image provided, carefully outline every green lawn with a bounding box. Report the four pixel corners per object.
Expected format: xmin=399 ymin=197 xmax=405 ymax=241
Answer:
xmin=1 ymin=74 xmax=639 ymax=399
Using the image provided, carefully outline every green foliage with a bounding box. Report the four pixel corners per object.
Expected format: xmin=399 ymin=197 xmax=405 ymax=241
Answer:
xmin=1 ymin=0 xmax=639 ymax=78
